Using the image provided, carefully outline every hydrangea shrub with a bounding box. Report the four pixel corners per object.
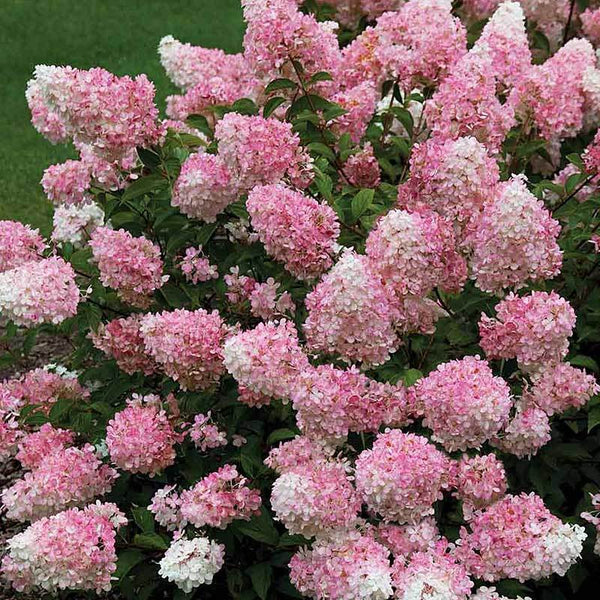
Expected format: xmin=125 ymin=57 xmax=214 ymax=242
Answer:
xmin=2 ymin=0 xmax=600 ymax=598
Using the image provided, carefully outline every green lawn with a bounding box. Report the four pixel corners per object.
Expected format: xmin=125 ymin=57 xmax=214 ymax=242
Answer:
xmin=0 ymin=0 xmax=245 ymax=236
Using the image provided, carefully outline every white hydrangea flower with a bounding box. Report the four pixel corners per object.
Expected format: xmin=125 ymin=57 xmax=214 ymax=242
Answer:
xmin=158 ymin=537 xmax=225 ymax=593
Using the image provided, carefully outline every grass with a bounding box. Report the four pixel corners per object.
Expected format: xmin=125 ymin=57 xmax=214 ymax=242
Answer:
xmin=0 ymin=0 xmax=246 ymax=235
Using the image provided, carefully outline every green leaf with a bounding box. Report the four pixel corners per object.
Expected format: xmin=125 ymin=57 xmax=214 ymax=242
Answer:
xmin=565 ymin=172 xmax=586 ymax=195
xmin=137 ymin=148 xmax=160 ymax=169
xmin=70 ymin=247 xmax=94 ymax=273
xmin=402 ymin=368 xmax=423 ymax=387
xmin=323 ymin=106 xmax=348 ymax=122
xmin=196 ymin=222 xmax=219 ymax=246
xmin=391 ymin=107 xmax=413 ymax=137
xmin=351 ymin=189 xmax=374 ymax=221
xmin=567 ymin=153 xmax=585 ymax=170
xmin=275 ymin=576 xmax=304 ymax=598
xmin=314 ymin=172 xmax=334 ymax=203
xmin=160 ymin=284 xmax=189 ymax=309
xmin=22 ymin=329 xmax=38 ymax=355
xmin=307 ymin=142 xmax=336 ymax=163
xmin=287 ymin=94 xmax=335 ymax=118
xmin=246 ymin=563 xmax=273 ymax=600
xmin=391 ymin=136 xmax=411 ymax=160
xmin=309 ymin=71 xmax=333 ymax=84
xmin=569 ymin=354 xmax=599 ymax=373
xmin=567 ymin=562 xmax=588 ymax=593
xmin=532 ymin=30 xmax=550 ymax=55
xmin=231 ymin=98 xmax=259 ymax=116
xmin=49 ymin=398 xmax=75 ymax=423
xmin=132 ymin=507 xmax=155 ymax=533
xmin=267 ymin=428 xmax=297 ymax=445
xmin=185 ymin=114 xmax=213 ymax=139
xmin=114 ymin=549 xmax=146 ymax=580
xmin=495 ymin=580 xmax=533 ymax=598
xmin=263 ymin=96 xmax=287 ymax=119
xmin=121 ymin=174 xmax=167 ymax=202
xmin=237 ymin=509 xmax=279 ymax=546
xmin=264 ymin=78 xmax=297 ymax=94
xmin=338 ymin=133 xmax=352 ymax=152
xmin=588 ymin=405 xmax=600 ymax=432
xmin=133 ymin=533 xmax=168 ymax=551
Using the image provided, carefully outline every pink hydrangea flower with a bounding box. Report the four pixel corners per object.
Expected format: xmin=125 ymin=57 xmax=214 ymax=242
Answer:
xmin=525 ymin=362 xmax=599 ymax=416
xmin=520 ymin=0 xmax=570 ymax=47
xmin=89 ymin=227 xmax=165 ymax=308
xmin=344 ymin=143 xmax=381 ymax=189
xmin=362 ymin=0 xmax=403 ymax=20
xmin=453 ymin=454 xmax=507 ymax=513
xmin=479 ymin=291 xmax=576 ymax=370
xmin=271 ymin=459 xmax=361 ymax=537
xmin=26 ymin=77 xmax=68 ymax=144
xmin=471 ymin=586 xmax=532 ymax=600
xmin=248 ymin=278 xmax=295 ymax=321
xmin=392 ymin=542 xmax=473 ymax=600
xmin=516 ymin=39 xmax=596 ymax=141
xmin=223 ymin=319 xmax=309 ymax=403
xmin=398 ymin=136 xmax=499 ymax=236
xmin=456 ymin=493 xmax=586 ymax=581
xmin=179 ymin=246 xmax=218 ymax=284
xmin=304 ymin=249 xmax=400 ymax=367
xmin=331 ymin=82 xmax=378 ymax=143
xmin=411 ymin=356 xmax=512 ymax=451
xmin=247 ymin=184 xmax=340 ymax=280
xmin=160 ymin=34 xmax=259 ymax=120
xmin=340 ymin=26 xmax=387 ymax=90
xmin=289 ymin=530 xmax=394 ymax=600
xmin=172 ymin=152 xmax=238 ymax=223
xmin=140 ymin=308 xmax=227 ymax=391
xmin=166 ymin=80 xmax=237 ymax=122
xmin=91 ymin=314 xmax=158 ymax=376
xmin=355 ymin=430 xmax=452 ymax=523
xmin=472 ymin=1 xmax=531 ymax=89
xmin=148 ymin=485 xmax=182 ymax=531
xmin=178 ymin=464 xmax=262 ymax=529
xmin=581 ymin=7 xmax=600 ymax=45
xmin=242 ymin=0 xmax=341 ymax=84
xmin=11 ymin=366 xmax=88 ymax=414
xmin=424 ymin=48 xmax=516 ymax=152
xmin=0 ymin=221 xmax=46 ymax=273
xmin=0 ymin=412 xmax=23 ymax=462
xmin=490 ymin=400 xmax=552 ymax=458
xmin=159 ymin=35 xmax=257 ymax=93
xmin=28 ymin=65 xmax=162 ymax=160
xmin=374 ymin=0 xmax=467 ymax=92
xmin=15 ymin=423 xmax=75 ymax=470
xmin=365 ymin=208 xmax=467 ymax=299
xmin=106 ymin=394 xmax=181 ymax=475
xmin=265 ymin=436 xmax=335 ymax=475
xmin=0 ymin=257 xmax=80 ymax=327
xmin=581 ymin=493 xmax=600 ymax=556
xmin=376 ymin=518 xmax=441 ymax=559
xmin=583 ymin=128 xmax=600 ymax=173
xmin=41 ymin=159 xmax=92 ymax=206
xmin=215 ymin=113 xmax=313 ymax=191
xmin=291 ymin=364 xmax=410 ymax=443
xmin=189 ymin=413 xmax=228 ymax=452
xmin=2 ymin=444 xmax=117 ymax=522
xmin=0 ymin=502 xmax=126 ymax=594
